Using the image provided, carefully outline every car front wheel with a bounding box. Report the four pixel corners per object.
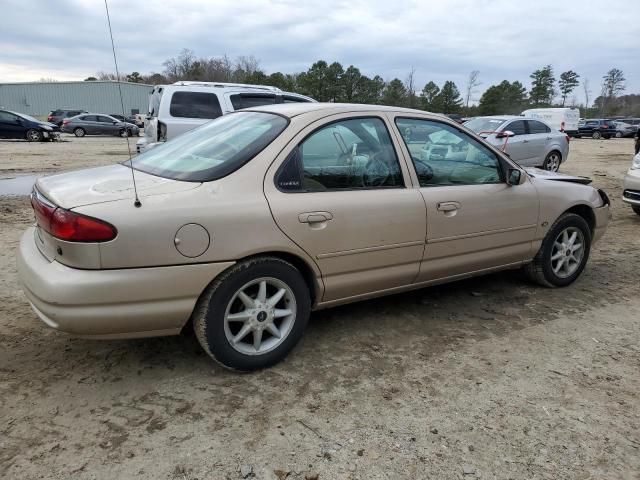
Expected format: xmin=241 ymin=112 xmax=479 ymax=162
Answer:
xmin=524 ymin=213 xmax=592 ymax=287
xmin=26 ymin=129 xmax=43 ymax=142
xmin=193 ymin=257 xmax=311 ymax=371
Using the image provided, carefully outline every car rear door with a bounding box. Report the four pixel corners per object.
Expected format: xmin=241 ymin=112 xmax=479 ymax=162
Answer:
xmin=264 ymin=113 xmax=426 ymax=302
xmin=500 ymin=119 xmax=537 ymax=165
xmin=79 ymin=115 xmax=99 ymax=134
xmin=525 ymin=120 xmax=553 ymax=166
xmin=392 ymin=116 xmax=539 ymax=282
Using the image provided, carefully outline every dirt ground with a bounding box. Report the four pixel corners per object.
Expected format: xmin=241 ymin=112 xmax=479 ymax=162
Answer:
xmin=1 ymin=135 xmax=639 ymax=480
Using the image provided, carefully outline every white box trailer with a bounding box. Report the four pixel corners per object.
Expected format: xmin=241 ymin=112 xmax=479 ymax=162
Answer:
xmin=521 ymin=108 xmax=580 ymax=135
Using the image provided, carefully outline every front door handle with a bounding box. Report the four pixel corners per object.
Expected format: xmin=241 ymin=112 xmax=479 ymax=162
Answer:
xmin=298 ymin=211 xmax=334 ymax=223
xmin=437 ymin=201 xmax=461 ymax=212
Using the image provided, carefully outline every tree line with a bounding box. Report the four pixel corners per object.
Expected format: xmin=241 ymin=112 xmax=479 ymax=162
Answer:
xmin=84 ymin=49 xmax=636 ymax=117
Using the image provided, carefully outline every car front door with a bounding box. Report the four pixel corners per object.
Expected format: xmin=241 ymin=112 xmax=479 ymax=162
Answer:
xmin=393 ymin=116 xmax=539 ymax=282
xmin=264 ymin=114 xmax=427 ymax=302
xmin=97 ymin=115 xmax=117 ymax=135
xmin=499 ymin=119 xmax=537 ymax=165
xmin=0 ymin=111 xmax=25 ymax=139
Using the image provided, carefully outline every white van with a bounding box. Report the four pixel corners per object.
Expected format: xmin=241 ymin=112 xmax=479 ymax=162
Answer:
xmin=521 ymin=108 xmax=580 ymax=136
xmin=136 ymin=81 xmax=315 ymax=152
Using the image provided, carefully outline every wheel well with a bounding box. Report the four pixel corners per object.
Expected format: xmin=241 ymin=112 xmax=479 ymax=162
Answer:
xmin=565 ymin=204 xmax=595 ymax=234
xmin=240 ymin=252 xmax=320 ymax=305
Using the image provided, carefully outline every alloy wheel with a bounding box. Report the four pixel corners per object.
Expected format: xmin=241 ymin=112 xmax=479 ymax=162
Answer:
xmin=550 ymin=227 xmax=584 ymax=278
xmin=223 ymin=277 xmax=296 ymax=355
xmin=544 ymin=153 xmax=560 ymax=172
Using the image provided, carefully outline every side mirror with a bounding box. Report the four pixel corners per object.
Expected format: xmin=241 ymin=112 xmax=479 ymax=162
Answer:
xmin=507 ymin=168 xmax=522 ymax=186
xmin=496 ymin=130 xmax=515 ymax=139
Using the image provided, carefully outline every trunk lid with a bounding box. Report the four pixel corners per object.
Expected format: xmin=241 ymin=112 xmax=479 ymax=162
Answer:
xmin=35 ymin=164 xmax=200 ymax=209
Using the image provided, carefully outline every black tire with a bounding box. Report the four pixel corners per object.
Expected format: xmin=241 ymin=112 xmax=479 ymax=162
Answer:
xmin=127 ymin=129 xmax=134 ymax=137
xmin=543 ymin=150 xmax=562 ymax=172
xmin=25 ymin=129 xmax=43 ymax=142
xmin=119 ymin=129 xmax=127 ymax=138
xmin=193 ymin=257 xmax=311 ymax=371
xmin=592 ymin=131 xmax=601 ymax=140
xmin=73 ymin=127 xmax=86 ymax=137
xmin=633 ymin=206 xmax=640 ymax=216
xmin=523 ymin=213 xmax=592 ymax=287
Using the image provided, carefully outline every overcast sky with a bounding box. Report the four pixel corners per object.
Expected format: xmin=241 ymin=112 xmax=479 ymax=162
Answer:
xmin=2 ymin=0 xmax=638 ymax=104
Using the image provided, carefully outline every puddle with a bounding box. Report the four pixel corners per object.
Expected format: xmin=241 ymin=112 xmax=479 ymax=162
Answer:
xmin=0 ymin=175 xmax=42 ymax=196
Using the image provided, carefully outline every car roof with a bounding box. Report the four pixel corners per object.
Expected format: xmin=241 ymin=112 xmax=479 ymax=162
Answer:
xmin=245 ymin=102 xmax=450 ymax=119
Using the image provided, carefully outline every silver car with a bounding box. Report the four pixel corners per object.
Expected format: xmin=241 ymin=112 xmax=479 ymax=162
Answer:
xmin=464 ymin=116 xmax=570 ymax=171
xmin=61 ymin=113 xmax=139 ymax=137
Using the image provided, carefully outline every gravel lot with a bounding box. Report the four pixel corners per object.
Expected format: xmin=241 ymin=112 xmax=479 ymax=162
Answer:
xmin=1 ymin=135 xmax=639 ymax=479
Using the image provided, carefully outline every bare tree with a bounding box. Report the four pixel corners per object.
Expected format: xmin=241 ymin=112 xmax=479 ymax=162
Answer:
xmin=582 ymin=78 xmax=591 ymax=109
xmin=465 ymin=70 xmax=481 ymax=109
xmin=404 ymin=67 xmax=417 ymax=108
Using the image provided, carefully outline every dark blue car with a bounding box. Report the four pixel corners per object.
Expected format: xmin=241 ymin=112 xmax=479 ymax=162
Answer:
xmin=0 ymin=109 xmax=60 ymax=142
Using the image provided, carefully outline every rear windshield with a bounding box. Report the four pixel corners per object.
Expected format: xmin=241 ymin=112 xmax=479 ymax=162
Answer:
xmin=131 ymin=111 xmax=288 ymax=182
xmin=464 ymin=117 xmax=506 ymax=134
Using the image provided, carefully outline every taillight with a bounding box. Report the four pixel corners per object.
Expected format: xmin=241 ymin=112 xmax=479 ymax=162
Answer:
xmin=30 ymin=190 xmax=117 ymax=242
xmin=47 ymin=115 xmax=53 ymax=121
xmin=62 ymin=119 xmax=70 ymax=125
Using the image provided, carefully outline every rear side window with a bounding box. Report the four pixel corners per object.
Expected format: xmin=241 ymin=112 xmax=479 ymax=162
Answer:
xmin=277 ymin=117 xmax=403 ymax=192
xmin=230 ymin=94 xmax=276 ymax=110
xmin=82 ymin=115 xmax=97 ymax=121
xmin=528 ymin=120 xmax=551 ymax=134
xmin=169 ymin=92 xmax=222 ymax=119
xmin=505 ymin=120 xmax=526 ymax=135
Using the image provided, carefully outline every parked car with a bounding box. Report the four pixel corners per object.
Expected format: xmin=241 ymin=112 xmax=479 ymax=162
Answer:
xmin=619 ymin=118 xmax=640 ymax=127
xmin=464 ymin=116 xmax=570 ymax=171
xmin=47 ymin=109 xmax=87 ymax=126
xmin=613 ymin=121 xmax=637 ymax=138
xmin=136 ymin=81 xmax=315 ymax=152
xmin=576 ymin=119 xmax=617 ymax=139
xmin=0 ymin=109 xmax=60 ymax=142
xmin=521 ymin=107 xmax=580 ymax=137
xmin=110 ymin=113 xmax=145 ymax=128
xmin=623 ymin=153 xmax=640 ymax=216
xmin=17 ymin=103 xmax=610 ymax=370
xmin=61 ymin=114 xmax=139 ymax=137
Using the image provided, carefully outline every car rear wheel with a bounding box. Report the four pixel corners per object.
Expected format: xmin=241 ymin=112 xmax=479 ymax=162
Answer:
xmin=73 ymin=127 xmax=86 ymax=137
xmin=615 ymin=131 xmax=622 ymax=138
xmin=25 ymin=129 xmax=43 ymax=142
xmin=592 ymin=131 xmax=601 ymax=139
xmin=523 ymin=213 xmax=591 ymax=287
xmin=543 ymin=151 xmax=561 ymax=172
xmin=193 ymin=257 xmax=311 ymax=371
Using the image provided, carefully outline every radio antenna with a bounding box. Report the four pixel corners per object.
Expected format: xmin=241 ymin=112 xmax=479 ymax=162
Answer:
xmin=104 ymin=0 xmax=141 ymax=208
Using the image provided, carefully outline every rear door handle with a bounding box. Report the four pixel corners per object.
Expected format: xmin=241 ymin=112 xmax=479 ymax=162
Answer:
xmin=437 ymin=201 xmax=461 ymax=212
xmin=298 ymin=211 xmax=333 ymax=223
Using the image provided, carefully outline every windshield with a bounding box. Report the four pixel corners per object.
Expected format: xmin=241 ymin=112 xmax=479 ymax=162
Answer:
xmin=131 ymin=111 xmax=288 ymax=182
xmin=464 ymin=117 xmax=507 ymax=134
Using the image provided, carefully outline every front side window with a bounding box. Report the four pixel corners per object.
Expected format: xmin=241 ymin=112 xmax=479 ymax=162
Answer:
xmin=395 ymin=118 xmax=502 ymax=187
xmin=277 ymin=117 xmax=403 ymax=191
xmin=464 ymin=117 xmax=507 ymax=134
xmin=132 ymin=111 xmax=288 ymax=182
xmin=528 ymin=120 xmax=551 ymax=134
xmin=169 ymin=91 xmax=222 ymax=119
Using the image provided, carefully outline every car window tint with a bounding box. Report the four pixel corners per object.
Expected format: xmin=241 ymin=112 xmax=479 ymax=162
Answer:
xmin=395 ymin=118 xmax=502 ymax=187
xmin=82 ymin=115 xmax=97 ymax=121
xmin=0 ymin=111 xmax=17 ymax=122
xmin=97 ymin=116 xmax=113 ymax=123
xmin=586 ymin=121 xmax=598 ymax=126
xmin=528 ymin=120 xmax=550 ymax=134
xmin=283 ymin=95 xmax=312 ymax=103
xmin=169 ymin=92 xmax=222 ymax=119
xmin=296 ymin=117 xmax=403 ymax=191
xmin=230 ymin=94 xmax=276 ymax=110
xmin=505 ymin=120 xmax=526 ymax=135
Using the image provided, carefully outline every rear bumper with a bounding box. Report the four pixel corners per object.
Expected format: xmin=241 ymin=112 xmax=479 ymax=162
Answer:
xmin=17 ymin=227 xmax=234 ymax=339
xmin=622 ymin=170 xmax=640 ymax=206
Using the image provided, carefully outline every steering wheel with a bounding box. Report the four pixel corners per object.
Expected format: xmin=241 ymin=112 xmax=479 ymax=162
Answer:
xmin=363 ymin=155 xmax=390 ymax=187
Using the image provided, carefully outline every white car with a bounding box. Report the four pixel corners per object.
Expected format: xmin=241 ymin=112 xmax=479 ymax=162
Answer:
xmin=623 ymin=153 xmax=640 ymax=215
xmin=136 ymin=81 xmax=315 ymax=153
xmin=464 ymin=116 xmax=570 ymax=172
